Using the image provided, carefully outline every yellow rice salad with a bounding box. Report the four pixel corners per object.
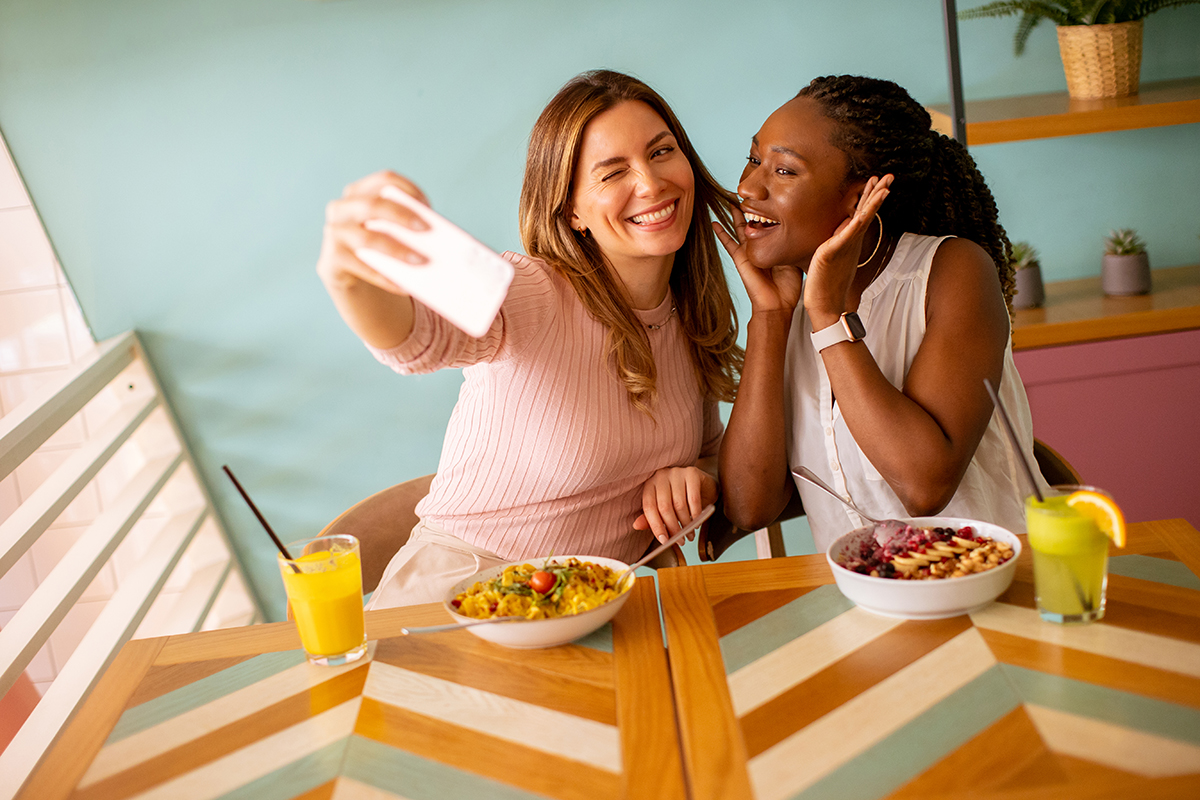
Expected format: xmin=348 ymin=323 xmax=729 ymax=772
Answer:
xmin=451 ymin=558 xmax=626 ymax=620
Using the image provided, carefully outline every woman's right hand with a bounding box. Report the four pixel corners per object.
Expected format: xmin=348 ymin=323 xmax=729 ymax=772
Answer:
xmin=633 ymin=465 xmax=719 ymax=544
xmin=713 ymin=207 xmax=804 ymax=313
xmin=317 ymin=171 xmax=433 ymax=349
xmin=317 ymin=171 xmax=432 ymax=295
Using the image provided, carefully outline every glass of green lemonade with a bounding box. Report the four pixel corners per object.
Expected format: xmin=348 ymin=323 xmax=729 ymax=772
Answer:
xmin=1025 ymin=486 xmax=1115 ymax=624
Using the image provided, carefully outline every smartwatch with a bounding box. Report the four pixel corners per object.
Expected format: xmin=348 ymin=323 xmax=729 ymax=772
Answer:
xmin=811 ymin=312 xmax=866 ymax=352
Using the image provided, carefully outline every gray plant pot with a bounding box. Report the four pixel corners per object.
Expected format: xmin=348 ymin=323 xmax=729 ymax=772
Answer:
xmin=1102 ymin=252 xmax=1151 ymax=296
xmin=1013 ymin=265 xmax=1045 ymax=310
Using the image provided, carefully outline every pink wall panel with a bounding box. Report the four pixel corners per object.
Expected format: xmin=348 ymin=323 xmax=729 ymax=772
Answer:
xmin=1014 ymin=328 xmax=1200 ymax=527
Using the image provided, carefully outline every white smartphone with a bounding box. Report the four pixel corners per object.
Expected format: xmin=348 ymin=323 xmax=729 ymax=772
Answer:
xmin=356 ymin=184 xmax=514 ymax=338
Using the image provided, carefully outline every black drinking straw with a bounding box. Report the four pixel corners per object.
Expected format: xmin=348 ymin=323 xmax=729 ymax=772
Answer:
xmin=983 ymin=379 xmax=1044 ymax=503
xmin=222 ymin=465 xmax=300 ymax=572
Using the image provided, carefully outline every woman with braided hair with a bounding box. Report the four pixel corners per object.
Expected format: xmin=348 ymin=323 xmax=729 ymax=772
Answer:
xmin=716 ymin=75 xmax=1047 ymax=551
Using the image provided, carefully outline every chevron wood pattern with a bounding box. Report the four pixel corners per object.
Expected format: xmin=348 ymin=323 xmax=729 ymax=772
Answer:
xmin=661 ymin=518 xmax=1200 ymax=800
xmin=18 ymin=578 xmax=685 ymax=800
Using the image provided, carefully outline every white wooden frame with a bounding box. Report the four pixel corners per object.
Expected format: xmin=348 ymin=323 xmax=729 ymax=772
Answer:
xmin=0 ymin=331 xmax=261 ymax=797
xmin=755 ymin=526 xmax=786 ymax=560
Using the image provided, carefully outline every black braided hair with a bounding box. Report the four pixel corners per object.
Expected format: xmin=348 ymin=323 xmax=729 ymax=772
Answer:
xmin=797 ymin=75 xmax=1015 ymax=313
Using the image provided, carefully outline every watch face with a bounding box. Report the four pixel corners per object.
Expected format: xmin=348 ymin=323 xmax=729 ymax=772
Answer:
xmin=844 ymin=312 xmax=866 ymax=340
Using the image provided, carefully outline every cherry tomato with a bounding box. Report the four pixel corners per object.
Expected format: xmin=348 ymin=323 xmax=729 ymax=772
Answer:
xmin=529 ymin=570 xmax=555 ymax=594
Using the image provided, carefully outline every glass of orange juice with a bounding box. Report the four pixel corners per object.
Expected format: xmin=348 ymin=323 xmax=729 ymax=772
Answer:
xmin=1025 ymin=486 xmax=1125 ymax=624
xmin=278 ymin=534 xmax=368 ymax=665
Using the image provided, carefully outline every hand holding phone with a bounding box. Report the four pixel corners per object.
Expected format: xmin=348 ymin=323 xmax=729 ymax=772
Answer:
xmin=355 ymin=185 xmax=514 ymax=338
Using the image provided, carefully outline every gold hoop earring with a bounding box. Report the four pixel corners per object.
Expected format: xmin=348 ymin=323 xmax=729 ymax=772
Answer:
xmin=577 ymin=227 xmax=588 ymax=238
xmin=856 ymin=212 xmax=883 ymax=269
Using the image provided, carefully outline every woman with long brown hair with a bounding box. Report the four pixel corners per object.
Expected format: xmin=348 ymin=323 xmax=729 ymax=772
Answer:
xmin=317 ymin=70 xmax=742 ymax=607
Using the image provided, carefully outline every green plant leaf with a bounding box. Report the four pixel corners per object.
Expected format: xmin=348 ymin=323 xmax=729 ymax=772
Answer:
xmin=1011 ymin=241 xmax=1041 ymax=268
xmin=1015 ymin=12 xmax=1044 ymax=54
xmin=1105 ymin=228 xmax=1147 ymax=255
xmin=960 ymin=0 xmax=1200 ymax=54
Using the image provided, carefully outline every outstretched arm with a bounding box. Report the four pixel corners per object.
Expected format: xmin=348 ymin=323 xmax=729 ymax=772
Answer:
xmin=316 ymin=171 xmax=433 ymax=349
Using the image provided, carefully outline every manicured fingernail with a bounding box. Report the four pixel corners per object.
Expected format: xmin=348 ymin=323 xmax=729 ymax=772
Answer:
xmin=404 ymin=252 xmax=426 ymax=265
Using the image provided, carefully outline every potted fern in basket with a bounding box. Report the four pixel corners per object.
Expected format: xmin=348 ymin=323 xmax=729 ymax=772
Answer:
xmin=1011 ymin=241 xmax=1045 ymax=309
xmin=959 ymin=1 xmax=1200 ymax=99
xmin=1103 ymin=228 xmax=1151 ymax=295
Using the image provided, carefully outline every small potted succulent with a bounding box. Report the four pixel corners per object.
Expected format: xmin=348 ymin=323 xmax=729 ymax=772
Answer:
xmin=1102 ymin=228 xmax=1151 ymax=296
xmin=1011 ymin=241 xmax=1045 ymax=309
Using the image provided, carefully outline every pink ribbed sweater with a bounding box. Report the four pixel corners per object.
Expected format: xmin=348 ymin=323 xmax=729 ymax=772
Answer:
xmin=369 ymin=251 xmax=723 ymax=564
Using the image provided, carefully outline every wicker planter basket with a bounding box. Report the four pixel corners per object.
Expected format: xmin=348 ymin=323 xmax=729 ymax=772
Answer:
xmin=1056 ymin=20 xmax=1143 ymax=100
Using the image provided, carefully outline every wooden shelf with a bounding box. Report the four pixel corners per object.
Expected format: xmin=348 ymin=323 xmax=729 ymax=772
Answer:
xmin=1012 ymin=263 xmax=1200 ymax=350
xmin=929 ymin=76 xmax=1200 ymax=144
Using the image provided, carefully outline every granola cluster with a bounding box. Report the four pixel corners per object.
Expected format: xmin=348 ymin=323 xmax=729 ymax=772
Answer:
xmin=839 ymin=525 xmax=1014 ymax=581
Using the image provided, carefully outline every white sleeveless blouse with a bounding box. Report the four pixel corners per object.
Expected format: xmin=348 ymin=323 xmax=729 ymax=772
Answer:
xmin=784 ymin=233 xmax=1049 ymax=552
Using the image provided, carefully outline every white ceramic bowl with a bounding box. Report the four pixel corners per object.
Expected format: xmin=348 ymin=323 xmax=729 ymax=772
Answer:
xmin=826 ymin=517 xmax=1021 ymax=620
xmin=442 ymin=555 xmax=634 ymax=649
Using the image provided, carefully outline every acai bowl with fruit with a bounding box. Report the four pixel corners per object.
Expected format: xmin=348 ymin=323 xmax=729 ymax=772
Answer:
xmin=827 ymin=517 xmax=1021 ymax=619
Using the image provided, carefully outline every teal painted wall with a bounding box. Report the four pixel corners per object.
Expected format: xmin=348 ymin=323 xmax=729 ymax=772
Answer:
xmin=1 ymin=1 xmax=1197 ymax=619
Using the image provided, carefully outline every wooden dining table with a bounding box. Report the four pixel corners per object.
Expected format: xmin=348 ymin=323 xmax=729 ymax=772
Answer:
xmin=18 ymin=519 xmax=1200 ymax=800
xmin=16 ymin=578 xmax=686 ymax=800
xmin=659 ymin=518 xmax=1200 ymax=800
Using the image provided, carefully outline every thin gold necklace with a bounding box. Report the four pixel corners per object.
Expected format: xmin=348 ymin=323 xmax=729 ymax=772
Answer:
xmin=646 ymin=305 xmax=677 ymax=331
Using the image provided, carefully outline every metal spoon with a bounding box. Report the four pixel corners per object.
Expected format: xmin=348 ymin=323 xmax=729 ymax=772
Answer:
xmin=399 ymin=616 xmax=526 ymax=635
xmin=790 ymin=465 xmax=907 ymax=541
xmin=615 ymin=502 xmax=716 ymax=589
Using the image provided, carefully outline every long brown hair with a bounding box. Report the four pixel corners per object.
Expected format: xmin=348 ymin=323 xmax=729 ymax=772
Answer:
xmin=798 ymin=75 xmax=1016 ymax=314
xmin=519 ymin=70 xmax=743 ymax=413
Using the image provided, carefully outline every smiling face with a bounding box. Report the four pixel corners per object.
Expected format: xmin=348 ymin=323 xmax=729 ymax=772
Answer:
xmin=568 ymin=100 xmax=695 ymax=280
xmin=737 ymin=96 xmax=864 ymax=270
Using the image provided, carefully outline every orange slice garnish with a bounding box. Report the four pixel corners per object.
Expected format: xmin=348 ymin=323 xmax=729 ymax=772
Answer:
xmin=1066 ymin=490 xmax=1126 ymax=548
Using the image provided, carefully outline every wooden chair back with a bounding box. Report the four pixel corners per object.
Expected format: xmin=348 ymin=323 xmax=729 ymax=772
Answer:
xmin=321 ymin=473 xmax=689 ymax=592
xmin=1033 ymin=438 xmax=1083 ymax=486
xmin=319 ymin=474 xmax=434 ymax=594
xmin=698 ymin=487 xmax=803 ymax=562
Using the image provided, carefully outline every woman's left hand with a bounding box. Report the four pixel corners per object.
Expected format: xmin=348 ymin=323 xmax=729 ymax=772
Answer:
xmin=634 ymin=466 xmax=718 ymax=544
xmin=803 ymin=175 xmax=892 ymax=323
